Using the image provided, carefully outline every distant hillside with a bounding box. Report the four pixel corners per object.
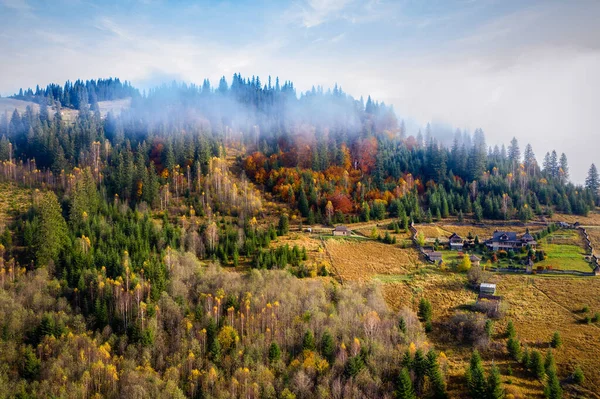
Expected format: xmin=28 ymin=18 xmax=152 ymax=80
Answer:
xmin=0 ymin=97 xmax=131 ymax=121
xmin=0 ymin=98 xmax=39 ymax=116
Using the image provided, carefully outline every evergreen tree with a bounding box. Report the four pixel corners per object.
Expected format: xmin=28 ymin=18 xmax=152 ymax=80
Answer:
xmin=395 ymin=368 xmax=416 ymax=399
xmin=268 ymin=342 xmax=281 ymax=363
xmin=35 ymin=191 xmax=68 ymax=266
xmin=278 ymin=214 xmax=289 ymax=236
xmin=321 ymin=330 xmax=335 ymax=363
xmin=544 ymin=369 xmax=562 ymax=399
xmin=486 ymin=364 xmax=504 ymax=399
xmin=585 ymin=164 xmax=599 ymax=198
xmin=298 ymin=188 xmax=309 ymax=218
xmin=530 ymin=350 xmax=545 ymax=379
xmin=550 ymin=331 xmax=562 ymax=348
xmin=302 ymin=329 xmax=315 ymax=351
xmin=559 ymin=153 xmax=569 ymax=182
xmin=466 ymin=350 xmax=487 ymax=399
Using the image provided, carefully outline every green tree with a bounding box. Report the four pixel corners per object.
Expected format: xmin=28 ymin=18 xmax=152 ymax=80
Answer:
xmin=486 ymin=364 xmax=504 ymax=399
xmin=34 ymin=191 xmax=68 ymax=266
xmin=298 ymin=188 xmax=309 ymax=218
xmin=268 ymin=342 xmax=281 ymax=363
xmin=302 ymin=329 xmax=315 ymax=351
xmin=278 ymin=214 xmax=289 ymax=236
xmin=396 ymin=368 xmax=416 ymax=399
xmin=466 ymin=350 xmax=487 ymax=399
xmin=572 ymin=366 xmax=584 ymax=385
xmin=530 ymin=350 xmax=545 ymax=380
xmin=20 ymin=345 xmax=40 ymax=380
xmin=550 ymin=331 xmax=562 ymax=349
xmin=507 ymin=336 xmax=521 ymax=360
xmin=586 ymin=163 xmax=600 ymax=202
xmin=544 ymin=369 xmax=562 ymax=399
xmin=505 ymin=320 xmax=516 ymax=338
xmin=321 ymin=330 xmax=335 ymax=363
xmin=418 ymin=298 xmax=432 ymax=323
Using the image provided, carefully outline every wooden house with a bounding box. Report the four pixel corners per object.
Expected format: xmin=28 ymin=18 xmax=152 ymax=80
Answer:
xmin=332 ymin=225 xmax=351 ymax=236
xmin=448 ymin=233 xmax=464 ymax=250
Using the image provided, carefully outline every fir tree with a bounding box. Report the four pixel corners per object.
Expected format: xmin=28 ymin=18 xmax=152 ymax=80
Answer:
xmin=486 ymin=364 xmax=504 ymax=399
xmin=396 ymin=368 xmax=416 ymax=399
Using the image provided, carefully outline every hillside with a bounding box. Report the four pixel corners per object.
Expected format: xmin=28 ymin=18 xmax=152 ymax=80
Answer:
xmin=0 ymin=75 xmax=598 ymax=399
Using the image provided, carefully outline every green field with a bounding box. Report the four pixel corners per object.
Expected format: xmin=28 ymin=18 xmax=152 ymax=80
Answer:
xmin=537 ymin=230 xmax=593 ymax=272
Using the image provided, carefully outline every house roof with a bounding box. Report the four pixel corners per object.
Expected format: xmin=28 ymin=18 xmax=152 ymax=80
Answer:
xmin=449 ymin=233 xmax=462 ymax=241
xmin=522 ymin=232 xmax=535 ymax=241
xmin=480 ymin=283 xmax=496 ymax=290
xmin=491 ymin=231 xmax=518 ymax=242
xmin=333 ymin=225 xmax=350 ymax=232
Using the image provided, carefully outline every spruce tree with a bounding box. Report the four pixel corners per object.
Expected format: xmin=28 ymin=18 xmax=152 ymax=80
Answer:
xmin=396 ymin=368 xmax=416 ymax=399
xmin=268 ymin=342 xmax=281 ymax=363
xmin=321 ymin=330 xmax=335 ymax=363
xmin=302 ymin=330 xmax=315 ymax=351
xmin=467 ymin=350 xmax=487 ymax=399
xmin=486 ymin=364 xmax=504 ymax=399
xmin=586 ymin=164 xmax=600 ymax=197
xmin=544 ymin=369 xmax=562 ymax=399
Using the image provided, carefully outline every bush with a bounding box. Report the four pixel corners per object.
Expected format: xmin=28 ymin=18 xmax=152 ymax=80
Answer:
xmin=573 ymin=366 xmax=585 ymax=385
xmin=447 ymin=313 xmax=488 ymax=347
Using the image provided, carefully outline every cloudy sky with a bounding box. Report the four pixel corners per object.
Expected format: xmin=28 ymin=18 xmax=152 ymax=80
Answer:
xmin=1 ymin=0 xmax=598 ymax=182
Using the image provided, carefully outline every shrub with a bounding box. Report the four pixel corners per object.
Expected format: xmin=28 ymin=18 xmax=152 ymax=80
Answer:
xmin=573 ymin=366 xmax=585 ymax=385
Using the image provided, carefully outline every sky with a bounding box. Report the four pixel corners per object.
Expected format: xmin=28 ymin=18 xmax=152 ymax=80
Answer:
xmin=0 ymin=0 xmax=599 ymax=183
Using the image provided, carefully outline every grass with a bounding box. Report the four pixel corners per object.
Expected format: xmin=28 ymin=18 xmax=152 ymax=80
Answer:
xmin=537 ymin=230 xmax=592 ymax=272
xmin=324 ymin=239 xmax=422 ymax=282
xmin=372 ymin=274 xmax=413 ymax=283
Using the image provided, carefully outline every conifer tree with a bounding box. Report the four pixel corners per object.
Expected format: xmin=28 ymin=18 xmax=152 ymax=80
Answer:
xmin=466 ymin=350 xmax=487 ymax=399
xmin=486 ymin=364 xmax=504 ymax=399
xmin=396 ymin=368 xmax=416 ymax=399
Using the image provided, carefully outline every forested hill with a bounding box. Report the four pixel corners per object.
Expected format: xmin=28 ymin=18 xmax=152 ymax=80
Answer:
xmin=2 ymin=74 xmax=597 ymax=223
xmin=11 ymin=78 xmax=139 ymax=111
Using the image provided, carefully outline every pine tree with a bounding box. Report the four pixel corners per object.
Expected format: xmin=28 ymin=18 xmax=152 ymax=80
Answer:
xmin=507 ymin=336 xmax=521 ymax=360
xmin=35 ymin=191 xmax=68 ymax=266
xmin=508 ymin=137 xmax=521 ymax=168
xmin=302 ymin=330 xmax=315 ymax=351
xmin=467 ymin=350 xmax=487 ymax=399
xmin=268 ymin=342 xmax=281 ymax=363
xmin=550 ymin=331 xmax=562 ymax=348
xmin=321 ymin=330 xmax=335 ymax=363
xmin=585 ymin=164 xmax=599 ymax=198
xmin=559 ymin=153 xmax=569 ymax=182
xmin=544 ymin=369 xmax=562 ymax=399
xmin=396 ymin=368 xmax=416 ymax=399
xmin=486 ymin=364 xmax=504 ymax=399
xmin=298 ymin=188 xmax=309 ymax=218
xmin=418 ymin=298 xmax=432 ymax=322
xmin=278 ymin=214 xmax=289 ymax=236
xmin=530 ymin=350 xmax=545 ymax=379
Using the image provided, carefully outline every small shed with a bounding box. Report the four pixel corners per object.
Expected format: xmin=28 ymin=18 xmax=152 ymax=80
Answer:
xmin=332 ymin=225 xmax=351 ymax=236
xmin=479 ymin=283 xmax=496 ymax=295
xmin=428 ymin=251 xmax=443 ymax=263
xmin=469 ymin=254 xmax=481 ymax=267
